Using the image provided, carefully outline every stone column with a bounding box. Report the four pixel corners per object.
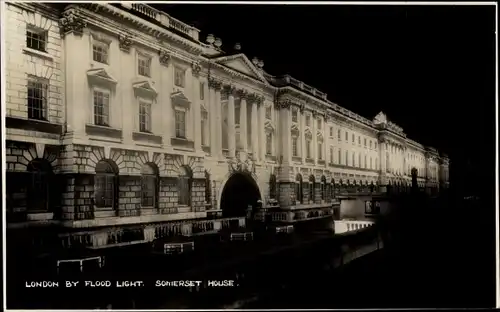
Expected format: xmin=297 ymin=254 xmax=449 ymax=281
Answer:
xmin=379 ymin=137 xmax=388 ymax=191
xmin=192 ymin=66 xmax=202 ymax=152
xmin=215 ymin=84 xmax=223 ymax=159
xmin=226 ymin=85 xmax=236 ymax=158
xmin=323 ymin=115 xmax=328 ymax=166
xmin=300 ymin=108 xmax=306 ymax=162
xmin=311 ymin=112 xmax=317 ymax=162
xmin=63 ymin=30 xmax=88 ymax=138
xmin=238 ymin=90 xmax=248 ymax=153
xmin=208 ymin=78 xmax=218 ymax=156
xmin=278 ymin=100 xmax=292 ymax=165
xmin=258 ymin=100 xmax=266 ymax=161
xmin=250 ymin=95 xmax=259 ymax=160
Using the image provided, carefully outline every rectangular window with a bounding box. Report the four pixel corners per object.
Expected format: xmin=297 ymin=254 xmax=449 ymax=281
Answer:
xmin=201 ymin=110 xmax=208 ymax=146
xmin=353 ymin=154 xmax=356 ymax=167
xmin=317 ymin=119 xmax=322 ymax=130
xmin=338 ymin=129 xmax=341 ymax=140
xmin=265 ymin=106 xmax=272 ymax=119
xmin=330 ymin=127 xmax=333 ymax=137
xmin=358 ymin=136 xmax=361 ymax=145
xmin=306 ymin=115 xmax=311 ymax=127
xmin=174 ymin=67 xmax=185 ymax=87
xmin=370 ymin=140 xmax=372 ymax=148
xmin=292 ymin=109 xmax=298 ymax=123
xmin=139 ymin=101 xmax=151 ymax=133
xmin=352 ymin=134 xmax=355 ymax=143
xmin=93 ymin=90 xmax=110 ymax=126
xmin=266 ymin=133 xmax=272 ymax=155
xmin=345 ymin=151 xmax=349 ymax=166
xmin=26 ymin=27 xmax=47 ymax=52
xmin=345 ymin=131 xmax=348 ymax=141
xmin=141 ymin=176 xmax=156 ymax=207
xmin=175 ymin=110 xmax=186 ymax=138
xmin=364 ymin=138 xmax=367 ymax=147
xmin=292 ymin=137 xmax=298 ymax=157
xmin=306 ymin=140 xmax=311 ymax=158
xmin=338 ymin=149 xmax=341 ymax=164
xmin=27 ymin=76 xmax=48 ymax=120
xmin=330 ymin=147 xmax=333 ymax=163
xmin=358 ymin=154 xmax=361 ymax=167
xmin=364 ymin=155 xmax=367 ymax=169
xmin=318 ymin=143 xmax=323 ymax=160
xmin=94 ymin=175 xmax=114 ymax=208
xmin=138 ymin=54 xmax=151 ymax=77
xmin=200 ymin=82 xmax=205 ymax=100
xmin=370 ymin=157 xmax=373 ymax=169
xmin=93 ymin=41 xmax=109 ymax=64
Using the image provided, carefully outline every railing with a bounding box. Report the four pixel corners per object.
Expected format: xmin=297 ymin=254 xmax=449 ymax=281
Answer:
xmin=123 ymin=3 xmax=200 ymax=41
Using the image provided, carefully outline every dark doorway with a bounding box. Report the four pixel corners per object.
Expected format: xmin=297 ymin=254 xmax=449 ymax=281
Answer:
xmin=220 ymin=172 xmax=261 ymax=218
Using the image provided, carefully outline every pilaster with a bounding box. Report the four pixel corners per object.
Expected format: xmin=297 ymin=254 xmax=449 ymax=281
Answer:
xmin=238 ymin=90 xmax=249 ymax=154
xmin=62 ymin=25 xmax=88 ymax=139
xmin=250 ymin=95 xmax=260 ymax=161
xmin=258 ymin=101 xmax=266 ymax=162
xmin=192 ymin=63 xmax=202 ymax=152
xmin=300 ymin=106 xmax=306 ymax=163
xmin=225 ymin=85 xmax=237 ymax=158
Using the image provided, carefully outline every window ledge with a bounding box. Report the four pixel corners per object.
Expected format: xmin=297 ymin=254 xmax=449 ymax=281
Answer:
xmin=23 ymin=47 xmax=53 ymax=60
xmin=171 ymin=137 xmax=194 ymax=149
xmin=86 ymin=124 xmax=123 ymax=139
xmin=132 ymin=131 xmax=162 ymax=145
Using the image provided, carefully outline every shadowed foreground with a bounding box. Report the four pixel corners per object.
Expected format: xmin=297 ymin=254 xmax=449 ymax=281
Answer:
xmin=243 ymin=191 xmax=496 ymax=309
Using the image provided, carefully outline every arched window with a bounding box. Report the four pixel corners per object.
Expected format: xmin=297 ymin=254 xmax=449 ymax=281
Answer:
xmin=269 ymin=174 xmax=277 ymax=199
xmin=295 ymin=174 xmax=303 ymax=204
xmin=321 ymin=175 xmax=327 ymax=201
xmin=204 ymin=170 xmax=211 ymax=205
xmin=27 ymin=159 xmax=52 ymax=212
xmin=309 ymin=175 xmax=315 ymax=203
xmin=178 ymin=166 xmax=192 ymax=206
xmin=95 ymin=160 xmax=118 ymax=209
xmin=141 ymin=163 xmax=158 ymax=208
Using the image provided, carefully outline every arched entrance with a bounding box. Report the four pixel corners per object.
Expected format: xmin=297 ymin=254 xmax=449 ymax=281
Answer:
xmin=220 ymin=172 xmax=261 ymax=218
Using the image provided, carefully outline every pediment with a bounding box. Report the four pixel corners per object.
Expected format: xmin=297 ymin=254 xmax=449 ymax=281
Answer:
xmin=373 ymin=111 xmax=387 ymax=125
xmin=87 ymin=68 xmax=117 ymax=86
xmin=213 ymin=54 xmax=268 ymax=84
xmin=171 ymin=91 xmax=191 ymax=109
xmin=133 ymin=80 xmax=158 ymax=98
xmin=264 ymin=120 xmax=275 ymax=132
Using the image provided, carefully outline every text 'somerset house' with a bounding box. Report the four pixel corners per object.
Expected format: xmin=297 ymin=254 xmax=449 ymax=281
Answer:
xmin=4 ymin=3 xmax=450 ymax=249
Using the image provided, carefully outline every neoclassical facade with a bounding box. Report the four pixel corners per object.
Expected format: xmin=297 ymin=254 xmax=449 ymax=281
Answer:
xmin=4 ymin=3 xmax=450 ymax=249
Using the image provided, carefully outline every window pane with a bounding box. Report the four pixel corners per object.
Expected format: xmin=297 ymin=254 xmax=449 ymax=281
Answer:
xmin=27 ymin=76 xmax=48 ymax=120
xmin=94 ymin=90 xmax=110 ymax=126
xmin=26 ymin=29 xmax=46 ymax=52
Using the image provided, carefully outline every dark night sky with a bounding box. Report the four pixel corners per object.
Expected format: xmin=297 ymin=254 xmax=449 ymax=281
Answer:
xmin=151 ymin=3 xmax=496 ymax=173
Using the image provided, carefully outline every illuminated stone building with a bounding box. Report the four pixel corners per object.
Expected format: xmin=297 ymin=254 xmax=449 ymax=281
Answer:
xmin=4 ymin=2 xmax=450 ymax=249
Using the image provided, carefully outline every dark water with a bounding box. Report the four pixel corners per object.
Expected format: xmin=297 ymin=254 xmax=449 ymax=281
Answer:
xmin=243 ymin=194 xmax=496 ymax=309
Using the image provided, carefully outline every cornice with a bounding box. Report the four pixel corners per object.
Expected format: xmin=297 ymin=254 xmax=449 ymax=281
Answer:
xmin=10 ymin=2 xmax=61 ymax=20
xmin=75 ymin=4 xmax=203 ymax=55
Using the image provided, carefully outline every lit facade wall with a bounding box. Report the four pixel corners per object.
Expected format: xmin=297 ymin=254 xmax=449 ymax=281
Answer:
xmin=4 ymin=3 xmax=450 ymax=243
